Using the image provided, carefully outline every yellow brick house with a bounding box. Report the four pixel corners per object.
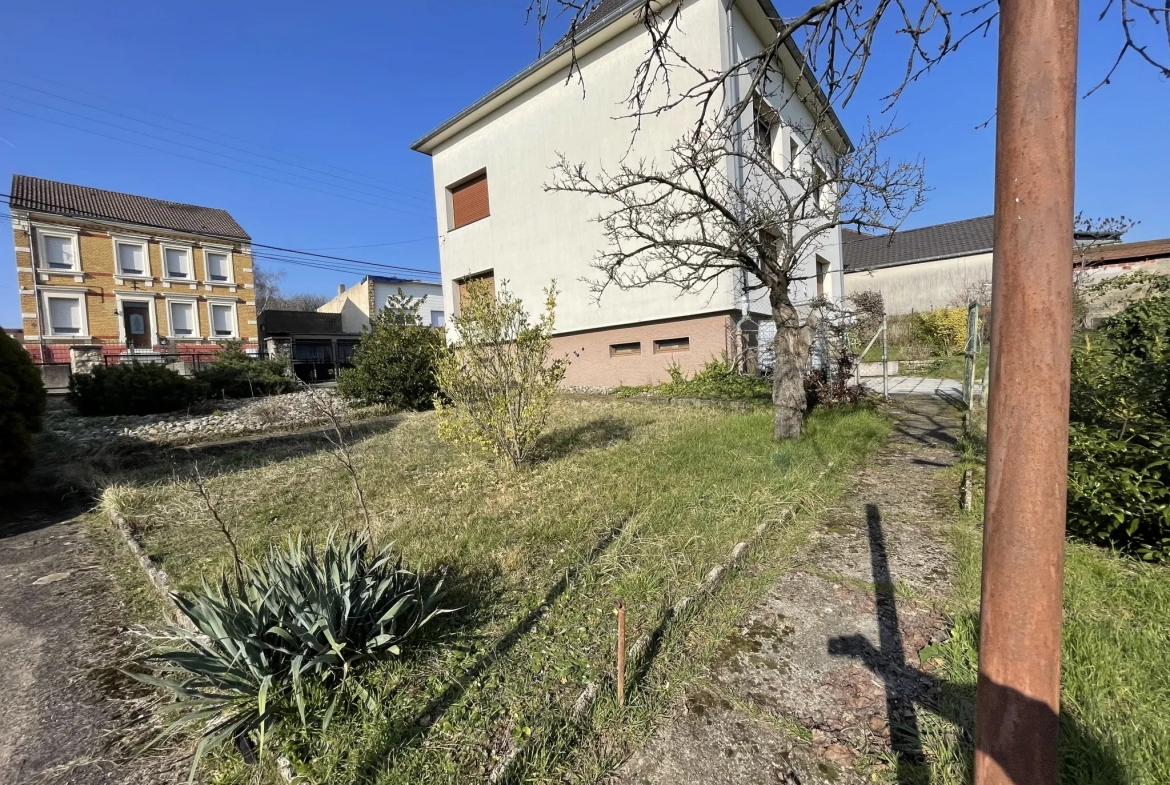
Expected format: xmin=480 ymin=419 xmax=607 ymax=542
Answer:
xmin=9 ymin=174 xmax=258 ymax=364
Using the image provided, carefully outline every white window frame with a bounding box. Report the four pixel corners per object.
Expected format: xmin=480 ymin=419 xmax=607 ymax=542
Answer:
xmin=202 ymin=245 xmax=235 ymax=285
xmin=165 ymin=296 xmax=202 ymax=340
xmin=206 ymin=299 xmax=239 ymax=340
xmin=38 ymin=287 xmax=90 ymax=339
xmin=160 ymin=242 xmax=195 ymax=282
xmin=430 ymin=310 xmax=446 ymax=328
xmin=34 ymin=225 xmax=81 ymax=273
xmin=110 ymin=233 xmax=152 ymax=279
xmin=114 ymin=292 xmax=159 ymax=346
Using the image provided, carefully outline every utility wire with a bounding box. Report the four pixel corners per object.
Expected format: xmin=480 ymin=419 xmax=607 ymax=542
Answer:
xmin=0 ymin=74 xmax=429 ymax=202
xmin=0 ymin=91 xmax=431 ymax=210
xmin=0 ymin=194 xmax=440 ymax=277
xmin=0 ymin=106 xmax=432 ymax=218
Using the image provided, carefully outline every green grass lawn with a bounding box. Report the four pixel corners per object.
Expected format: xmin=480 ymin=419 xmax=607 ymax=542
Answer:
xmin=101 ymin=398 xmax=889 ymax=784
xmin=920 ymin=463 xmax=1170 ymax=785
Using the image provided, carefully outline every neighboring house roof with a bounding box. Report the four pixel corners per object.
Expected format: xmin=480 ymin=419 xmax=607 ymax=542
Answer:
xmin=411 ymin=0 xmax=852 ymax=155
xmin=10 ymin=174 xmax=250 ymax=240
xmin=367 ymin=275 xmax=441 ymax=286
xmin=1078 ymin=237 xmax=1170 ymax=267
xmin=842 ymin=216 xmax=995 ymax=273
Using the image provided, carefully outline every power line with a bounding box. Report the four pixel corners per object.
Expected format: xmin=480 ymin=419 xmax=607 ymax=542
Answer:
xmin=0 ymin=106 xmax=433 ymax=218
xmin=0 ymin=194 xmax=441 ymax=278
xmin=0 ymin=91 xmax=433 ymax=211
xmin=1 ymin=73 xmax=430 ymax=202
xmin=299 ymin=238 xmax=436 ymax=250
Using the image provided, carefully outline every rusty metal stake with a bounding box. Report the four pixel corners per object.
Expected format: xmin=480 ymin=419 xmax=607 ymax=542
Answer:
xmin=615 ymin=599 xmax=626 ymax=707
xmin=975 ymin=0 xmax=1078 ymax=781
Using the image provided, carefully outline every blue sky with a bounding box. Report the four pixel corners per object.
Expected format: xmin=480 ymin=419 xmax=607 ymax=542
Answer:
xmin=2 ymin=1 xmax=1166 ymax=328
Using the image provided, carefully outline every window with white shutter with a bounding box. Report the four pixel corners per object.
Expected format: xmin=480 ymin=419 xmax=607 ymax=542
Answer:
xmin=42 ymin=234 xmax=77 ymax=270
xmin=168 ymin=301 xmax=197 ymax=337
xmin=206 ymin=251 xmax=231 ymax=282
xmin=210 ymin=303 xmax=235 ymax=337
xmin=116 ymin=241 xmax=147 ymax=276
xmin=164 ymin=247 xmax=191 ymax=279
xmin=46 ymin=296 xmax=82 ymax=335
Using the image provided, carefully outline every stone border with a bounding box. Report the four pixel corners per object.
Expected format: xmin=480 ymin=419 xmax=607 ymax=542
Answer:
xmin=487 ymin=512 xmax=788 ymax=784
xmin=108 ymin=510 xmax=197 ymax=634
xmin=560 ymin=392 xmax=767 ymax=412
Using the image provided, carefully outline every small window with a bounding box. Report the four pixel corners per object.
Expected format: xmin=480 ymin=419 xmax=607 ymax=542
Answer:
xmin=789 ymin=137 xmax=800 ymax=172
xmin=457 ymin=271 xmax=495 ymax=310
xmin=210 ymin=303 xmax=235 ymax=337
xmin=816 ymin=257 xmax=830 ymax=298
xmin=40 ymin=232 xmax=78 ymax=270
xmin=206 ymin=250 xmax=232 ymax=282
xmin=168 ymin=301 xmax=197 ymax=337
xmin=116 ymin=240 xmax=148 ymax=276
xmin=654 ymin=337 xmax=690 ymax=354
xmin=164 ymin=246 xmax=191 ymax=279
xmin=449 ymin=172 xmax=490 ymax=230
xmin=753 ymin=94 xmax=778 ymax=157
xmin=430 ymin=310 xmax=446 ymax=327
xmin=812 ymin=162 xmax=827 ymax=209
xmin=610 ymin=342 xmax=641 ymax=357
xmin=46 ymin=296 xmax=82 ymax=335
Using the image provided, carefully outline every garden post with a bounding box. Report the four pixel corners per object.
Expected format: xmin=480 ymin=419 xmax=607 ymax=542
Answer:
xmin=974 ymin=0 xmax=1078 ymax=781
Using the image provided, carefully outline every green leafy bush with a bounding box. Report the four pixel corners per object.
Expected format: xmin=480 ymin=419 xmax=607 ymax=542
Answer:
xmin=614 ymin=357 xmax=771 ymax=401
xmin=338 ymin=289 xmax=444 ymax=409
xmin=912 ymin=307 xmax=969 ymax=356
xmin=1067 ymin=289 xmax=1170 ymax=561
xmin=68 ymin=362 xmax=198 ymax=416
xmin=132 ymin=532 xmax=449 ymax=774
xmin=194 ymin=341 xmax=294 ymax=399
xmin=0 ymin=331 xmax=46 ymax=481
xmin=435 ymin=280 xmax=567 ymax=468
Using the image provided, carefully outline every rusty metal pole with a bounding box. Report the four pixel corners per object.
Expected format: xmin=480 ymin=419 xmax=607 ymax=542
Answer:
xmin=615 ymin=599 xmax=626 ymax=707
xmin=975 ymin=0 xmax=1078 ymax=781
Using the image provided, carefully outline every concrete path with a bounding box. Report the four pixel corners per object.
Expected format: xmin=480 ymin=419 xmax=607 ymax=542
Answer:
xmin=861 ymin=376 xmax=980 ymax=404
xmin=0 ymin=500 xmax=185 ymax=785
xmin=617 ymin=397 xmax=963 ymax=785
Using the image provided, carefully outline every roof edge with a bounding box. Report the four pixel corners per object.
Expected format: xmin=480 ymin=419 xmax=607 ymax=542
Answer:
xmin=411 ymin=0 xmax=853 ymax=156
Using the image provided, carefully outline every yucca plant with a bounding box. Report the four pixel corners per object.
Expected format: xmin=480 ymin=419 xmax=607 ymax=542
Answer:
xmin=131 ymin=531 xmax=449 ymax=779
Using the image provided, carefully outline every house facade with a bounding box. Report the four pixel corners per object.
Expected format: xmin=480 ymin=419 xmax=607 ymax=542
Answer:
xmin=317 ymin=275 xmax=445 ymax=333
xmin=9 ymin=175 xmax=258 ymax=364
xmin=843 ymin=215 xmax=1170 ymax=318
xmin=411 ymin=0 xmax=850 ymax=387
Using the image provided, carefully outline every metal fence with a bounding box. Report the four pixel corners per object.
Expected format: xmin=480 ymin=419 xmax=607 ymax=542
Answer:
xmin=101 ymin=352 xmax=213 ymax=372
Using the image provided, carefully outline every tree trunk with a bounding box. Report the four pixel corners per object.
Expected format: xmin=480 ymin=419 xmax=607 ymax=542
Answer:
xmin=771 ymin=289 xmax=811 ymax=440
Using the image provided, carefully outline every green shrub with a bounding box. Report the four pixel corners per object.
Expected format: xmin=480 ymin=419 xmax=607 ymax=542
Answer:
xmin=194 ymin=341 xmax=294 ymax=399
xmin=0 ymin=331 xmax=47 ymax=481
xmin=435 ymin=280 xmax=567 ymax=468
xmin=614 ymin=357 xmax=772 ymax=401
xmin=913 ymin=307 xmax=969 ymax=356
xmin=68 ymin=362 xmax=198 ymax=417
xmin=337 ymin=289 xmax=444 ymax=409
xmin=131 ymin=532 xmax=449 ymax=775
xmin=1067 ymin=290 xmax=1170 ymax=561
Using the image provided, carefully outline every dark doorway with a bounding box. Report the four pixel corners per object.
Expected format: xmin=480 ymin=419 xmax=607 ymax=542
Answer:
xmin=122 ymin=303 xmax=151 ymax=349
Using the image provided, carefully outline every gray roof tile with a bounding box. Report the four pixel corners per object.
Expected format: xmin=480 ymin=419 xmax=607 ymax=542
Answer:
xmin=10 ymin=174 xmax=250 ymax=240
xmin=842 ymin=215 xmax=994 ymax=272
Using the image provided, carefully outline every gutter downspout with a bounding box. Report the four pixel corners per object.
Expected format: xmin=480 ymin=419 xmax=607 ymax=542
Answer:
xmin=24 ymin=213 xmax=49 ymax=364
xmin=724 ymin=0 xmax=753 ymax=370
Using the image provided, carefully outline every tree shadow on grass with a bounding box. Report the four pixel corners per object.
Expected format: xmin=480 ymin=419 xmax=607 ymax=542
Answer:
xmin=530 ymin=416 xmax=635 ymax=464
xmin=346 ymin=521 xmax=629 ymax=782
xmin=829 ymin=503 xmax=1125 ymax=785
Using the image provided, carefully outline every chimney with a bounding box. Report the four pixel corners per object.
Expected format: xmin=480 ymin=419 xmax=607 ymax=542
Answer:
xmin=338 ymin=283 xmax=346 ymax=296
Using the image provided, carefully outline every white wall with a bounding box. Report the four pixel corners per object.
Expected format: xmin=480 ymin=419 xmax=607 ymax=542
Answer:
xmin=845 ymin=253 xmax=995 ymax=314
xmin=317 ymin=279 xmax=371 ymax=333
xmin=427 ymin=0 xmax=842 ymax=336
xmin=371 ymin=280 xmax=446 ymax=327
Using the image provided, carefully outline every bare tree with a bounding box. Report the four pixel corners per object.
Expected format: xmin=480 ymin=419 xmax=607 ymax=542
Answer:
xmin=550 ymin=116 xmax=925 ymax=438
xmin=254 ymin=263 xmax=332 ymax=314
xmin=527 ymin=0 xmax=1168 ymax=130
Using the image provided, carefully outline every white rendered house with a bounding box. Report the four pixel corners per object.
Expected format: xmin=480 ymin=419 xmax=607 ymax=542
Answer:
xmin=318 ymin=276 xmax=445 ymax=333
xmin=411 ymin=0 xmax=851 ymax=387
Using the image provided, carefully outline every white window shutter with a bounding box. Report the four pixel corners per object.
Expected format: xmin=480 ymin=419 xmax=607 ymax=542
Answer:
xmin=166 ymin=248 xmax=188 ymax=278
xmin=118 ymin=243 xmax=144 ymax=274
xmin=44 ymin=236 xmax=73 ymax=269
xmin=171 ymin=303 xmax=194 ymax=335
xmin=48 ymin=297 xmax=81 ymax=333
xmin=207 ymin=252 xmax=229 ymax=281
xmin=212 ymin=304 xmax=232 ymax=335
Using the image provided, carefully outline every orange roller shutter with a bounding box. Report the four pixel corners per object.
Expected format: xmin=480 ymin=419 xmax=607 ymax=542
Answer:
xmin=451 ymin=173 xmax=490 ymax=229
